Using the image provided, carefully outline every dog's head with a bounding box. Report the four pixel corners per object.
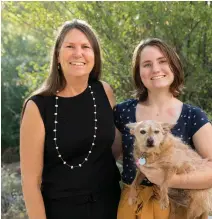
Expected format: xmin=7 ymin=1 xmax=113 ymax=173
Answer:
xmin=127 ymin=120 xmax=174 ymax=153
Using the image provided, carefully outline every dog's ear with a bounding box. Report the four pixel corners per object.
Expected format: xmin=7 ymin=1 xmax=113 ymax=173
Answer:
xmin=126 ymin=123 xmax=137 ymax=135
xmin=161 ymin=122 xmax=175 ymax=133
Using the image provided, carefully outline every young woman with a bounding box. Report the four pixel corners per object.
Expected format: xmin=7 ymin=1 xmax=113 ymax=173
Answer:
xmin=20 ymin=19 xmax=121 ymax=219
xmin=114 ymin=38 xmax=212 ymax=219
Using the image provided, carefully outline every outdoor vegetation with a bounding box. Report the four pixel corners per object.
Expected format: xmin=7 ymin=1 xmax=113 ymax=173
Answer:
xmin=1 ymin=1 xmax=212 ymax=218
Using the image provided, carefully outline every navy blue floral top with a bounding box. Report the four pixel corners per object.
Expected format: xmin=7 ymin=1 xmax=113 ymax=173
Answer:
xmin=113 ymin=99 xmax=210 ymax=186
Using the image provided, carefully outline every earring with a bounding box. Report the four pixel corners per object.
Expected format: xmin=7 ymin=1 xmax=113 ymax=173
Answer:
xmin=57 ymin=63 xmax=60 ymax=70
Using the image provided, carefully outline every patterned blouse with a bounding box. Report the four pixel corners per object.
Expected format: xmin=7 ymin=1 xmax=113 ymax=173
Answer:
xmin=113 ymin=99 xmax=210 ymax=186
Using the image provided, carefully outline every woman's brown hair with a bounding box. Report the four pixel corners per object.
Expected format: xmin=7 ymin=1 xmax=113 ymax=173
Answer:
xmin=132 ymin=38 xmax=184 ymax=101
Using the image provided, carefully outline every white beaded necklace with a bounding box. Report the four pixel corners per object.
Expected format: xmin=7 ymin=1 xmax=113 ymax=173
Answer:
xmin=53 ymin=85 xmax=97 ymax=169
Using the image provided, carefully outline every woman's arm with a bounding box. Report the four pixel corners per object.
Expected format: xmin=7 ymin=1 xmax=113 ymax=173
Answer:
xmin=112 ymin=128 xmax=123 ymax=160
xmin=101 ymin=81 xmax=123 ymax=160
xmin=20 ymin=100 xmax=46 ymax=219
xmin=170 ymin=122 xmax=212 ymax=189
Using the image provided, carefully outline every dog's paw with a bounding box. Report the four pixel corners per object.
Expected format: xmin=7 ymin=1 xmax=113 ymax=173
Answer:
xmin=160 ymin=200 xmax=169 ymax=210
xmin=160 ymin=203 xmax=169 ymax=210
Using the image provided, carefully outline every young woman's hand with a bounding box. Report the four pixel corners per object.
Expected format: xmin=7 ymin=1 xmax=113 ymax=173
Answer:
xmin=136 ymin=162 xmax=167 ymax=186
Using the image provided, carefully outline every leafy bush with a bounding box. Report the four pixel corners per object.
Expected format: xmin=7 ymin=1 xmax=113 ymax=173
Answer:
xmin=1 ymin=163 xmax=27 ymax=219
xmin=2 ymin=147 xmax=20 ymax=164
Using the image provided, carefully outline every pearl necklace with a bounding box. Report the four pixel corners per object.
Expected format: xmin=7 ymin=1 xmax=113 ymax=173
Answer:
xmin=53 ymin=85 xmax=97 ymax=169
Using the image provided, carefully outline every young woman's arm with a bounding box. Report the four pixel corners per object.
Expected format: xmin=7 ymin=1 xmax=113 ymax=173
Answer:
xmin=170 ymin=122 xmax=212 ymax=189
xmin=20 ymin=100 xmax=46 ymax=219
xmin=138 ymin=123 xmax=212 ymax=189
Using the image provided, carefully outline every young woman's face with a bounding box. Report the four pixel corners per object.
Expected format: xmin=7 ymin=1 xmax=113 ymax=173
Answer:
xmin=58 ymin=28 xmax=95 ymax=79
xmin=139 ymin=46 xmax=174 ymax=92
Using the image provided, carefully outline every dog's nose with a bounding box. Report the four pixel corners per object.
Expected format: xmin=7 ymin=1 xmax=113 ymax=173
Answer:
xmin=147 ymin=137 xmax=154 ymax=147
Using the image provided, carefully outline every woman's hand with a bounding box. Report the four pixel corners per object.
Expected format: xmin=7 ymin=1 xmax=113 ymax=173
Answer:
xmin=137 ymin=160 xmax=212 ymax=189
xmin=136 ymin=162 xmax=167 ymax=186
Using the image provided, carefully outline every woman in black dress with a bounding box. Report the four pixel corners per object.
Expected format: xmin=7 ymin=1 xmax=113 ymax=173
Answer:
xmin=20 ymin=19 xmax=121 ymax=219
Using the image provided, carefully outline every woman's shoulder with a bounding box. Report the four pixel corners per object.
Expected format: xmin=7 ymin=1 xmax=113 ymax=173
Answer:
xmin=91 ymin=80 xmax=112 ymax=96
xmin=25 ymin=94 xmax=55 ymax=123
xmin=29 ymin=94 xmax=53 ymax=106
xmin=114 ymin=98 xmax=138 ymax=112
xmin=113 ymin=99 xmax=137 ymax=131
xmin=29 ymin=94 xmax=45 ymax=102
xmin=182 ymin=103 xmax=210 ymax=133
xmin=27 ymin=94 xmax=52 ymax=114
xmin=98 ymin=80 xmax=113 ymax=96
xmin=183 ymin=103 xmax=209 ymax=120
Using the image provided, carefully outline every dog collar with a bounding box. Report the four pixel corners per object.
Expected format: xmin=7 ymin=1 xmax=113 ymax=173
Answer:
xmin=138 ymin=157 xmax=146 ymax=165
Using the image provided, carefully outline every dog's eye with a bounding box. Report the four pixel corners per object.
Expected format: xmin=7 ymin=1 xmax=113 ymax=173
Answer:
xmin=154 ymin=130 xmax=160 ymax=134
xmin=140 ymin=130 xmax=146 ymax=134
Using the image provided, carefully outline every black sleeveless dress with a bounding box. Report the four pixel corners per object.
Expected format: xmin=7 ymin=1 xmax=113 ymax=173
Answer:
xmin=30 ymin=80 xmax=121 ymax=219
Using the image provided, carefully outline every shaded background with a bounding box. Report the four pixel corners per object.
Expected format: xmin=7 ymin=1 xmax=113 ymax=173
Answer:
xmin=1 ymin=1 xmax=212 ymax=218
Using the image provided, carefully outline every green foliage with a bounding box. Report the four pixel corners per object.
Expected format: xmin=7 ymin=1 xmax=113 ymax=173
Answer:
xmin=1 ymin=3 xmax=212 ymax=217
xmin=1 ymin=7 xmax=52 ymax=150
xmin=2 ymin=147 xmax=20 ymax=164
xmin=1 ymin=2 xmax=212 ymax=154
xmin=1 ymin=164 xmax=27 ymax=219
xmin=1 ymin=21 xmax=28 ymax=150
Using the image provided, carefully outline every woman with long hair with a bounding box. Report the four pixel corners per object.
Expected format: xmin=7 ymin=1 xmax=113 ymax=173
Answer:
xmin=20 ymin=19 xmax=121 ymax=219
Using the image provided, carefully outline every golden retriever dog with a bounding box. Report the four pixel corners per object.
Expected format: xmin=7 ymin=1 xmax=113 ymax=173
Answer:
xmin=127 ymin=120 xmax=212 ymax=219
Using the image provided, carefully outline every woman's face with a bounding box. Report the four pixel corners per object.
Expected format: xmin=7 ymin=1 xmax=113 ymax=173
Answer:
xmin=139 ymin=46 xmax=174 ymax=92
xmin=58 ymin=28 xmax=95 ymax=79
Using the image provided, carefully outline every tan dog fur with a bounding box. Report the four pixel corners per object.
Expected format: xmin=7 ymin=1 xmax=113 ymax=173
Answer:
xmin=127 ymin=120 xmax=212 ymax=219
